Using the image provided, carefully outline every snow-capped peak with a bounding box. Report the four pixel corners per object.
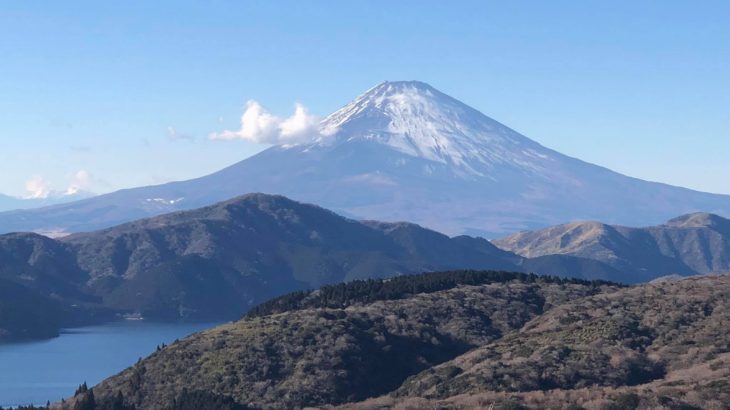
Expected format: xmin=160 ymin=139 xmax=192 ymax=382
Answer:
xmin=315 ymin=81 xmax=556 ymax=175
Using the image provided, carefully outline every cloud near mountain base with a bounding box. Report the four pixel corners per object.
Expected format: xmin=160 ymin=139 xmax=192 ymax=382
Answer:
xmin=24 ymin=176 xmax=51 ymax=199
xmin=65 ymin=170 xmax=93 ymax=195
xmin=24 ymin=170 xmax=95 ymax=199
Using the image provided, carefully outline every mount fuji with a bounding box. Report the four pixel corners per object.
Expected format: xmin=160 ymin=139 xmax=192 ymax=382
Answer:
xmin=2 ymin=81 xmax=730 ymax=237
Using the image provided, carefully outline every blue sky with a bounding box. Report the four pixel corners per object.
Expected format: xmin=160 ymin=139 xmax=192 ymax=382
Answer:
xmin=1 ymin=1 xmax=729 ymax=197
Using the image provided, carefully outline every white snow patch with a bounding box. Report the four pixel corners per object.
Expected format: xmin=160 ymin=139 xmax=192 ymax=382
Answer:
xmin=146 ymin=197 xmax=185 ymax=205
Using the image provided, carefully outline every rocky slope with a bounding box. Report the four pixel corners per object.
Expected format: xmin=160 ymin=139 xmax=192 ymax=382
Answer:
xmin=70 ymin=272 xmax=730 ymax=410
xmin=495 ymin=212 xmax=730 ymax=282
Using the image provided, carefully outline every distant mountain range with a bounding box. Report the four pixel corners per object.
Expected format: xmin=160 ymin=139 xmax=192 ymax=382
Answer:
xmin=69 ymin=271 xmax=730 ymax=409
xmin=0 ymin=190 xmax=93 ymax=213
xmin=2 ymin=81 xmax=730 ymax=237
xmin=495 ymin=212 xmax=730 ymax=282
xmin=0 ymin=193 xmax=618 ymax=341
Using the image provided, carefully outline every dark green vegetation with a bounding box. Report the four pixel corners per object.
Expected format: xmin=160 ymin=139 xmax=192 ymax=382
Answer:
xmin=496 ymin=212 xmax=730 ymax=282
xmin=246 ymin=270 xmax=619 ymax=318
xmin=0 ymin=193 xmax=618 ymax=342
xmin=71 ymin=272 xmax=730 ymax=410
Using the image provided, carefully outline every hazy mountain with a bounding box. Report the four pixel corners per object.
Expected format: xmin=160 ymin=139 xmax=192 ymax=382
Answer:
xmin=70 ymin=272 xmax=730 ymax=410
xmin=494 ymin=212 xmax=730 ymax=282
xmin=2 ymin=81 xmax=730 ymax=237
xmin=1 ymin=193 xmax=615 ymax=332
xmin=0 ymin=190 xmax=94 ymax=213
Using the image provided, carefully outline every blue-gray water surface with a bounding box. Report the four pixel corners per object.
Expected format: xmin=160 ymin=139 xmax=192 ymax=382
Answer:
xmin=0 ymin=321 xmax=220 ymax=407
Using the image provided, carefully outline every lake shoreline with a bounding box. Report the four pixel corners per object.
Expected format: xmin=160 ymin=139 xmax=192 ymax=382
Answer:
xmin=0 ymin=314 xmax=230 ymax=345
xmin=0 ymin=321 xmax=222 ymax=407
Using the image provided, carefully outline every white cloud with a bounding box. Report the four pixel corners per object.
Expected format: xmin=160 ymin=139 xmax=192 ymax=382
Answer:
xmin=23 ymin=170 xmax=97 ymax=199
xmin=65 ymin=169 xmax=92 ymax=195
xmin=280 ymin=104 xmax=319 ymax=140
xmin=167 ymin=126 xmax=195 ymax=142
xmin=209 ymin=100 xmax=320 ymax=145
xmin=25 ymin=176 xmax=51 ymax=199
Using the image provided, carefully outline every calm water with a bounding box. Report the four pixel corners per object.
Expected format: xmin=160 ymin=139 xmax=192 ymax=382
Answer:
xmin=0 ymin=321 xmax=221 ymax=407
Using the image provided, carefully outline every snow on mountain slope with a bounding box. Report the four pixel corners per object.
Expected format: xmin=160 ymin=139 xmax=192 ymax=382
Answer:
xmin=1 ymin=81 xmax=729 ymax=237
xmin=316 ymin=81 xmax=556 ymax=178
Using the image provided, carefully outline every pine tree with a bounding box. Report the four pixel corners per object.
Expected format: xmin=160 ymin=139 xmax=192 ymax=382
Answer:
xmin=75 ymin=382 xmax=89 ymax=396
xmin=73 ymin=387 xmax=95 ymax=410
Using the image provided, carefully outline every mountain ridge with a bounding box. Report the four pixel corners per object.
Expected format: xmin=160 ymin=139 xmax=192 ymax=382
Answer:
xmin=494 ymin=212 xmax=730 ymax=281
xmin=1 ymin=193 xmax=623 ymax=342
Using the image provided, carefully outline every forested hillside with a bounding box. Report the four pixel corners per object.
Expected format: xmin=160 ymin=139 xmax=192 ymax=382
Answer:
xmin=61 ymin=272 xmax=730 ymax=410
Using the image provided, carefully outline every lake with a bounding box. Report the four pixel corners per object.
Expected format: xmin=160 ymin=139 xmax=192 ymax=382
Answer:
xmin=0 ymin=321 xmax=221 ymax=407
